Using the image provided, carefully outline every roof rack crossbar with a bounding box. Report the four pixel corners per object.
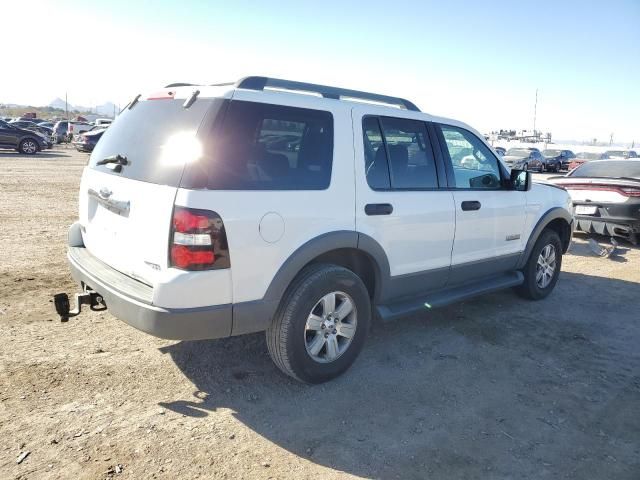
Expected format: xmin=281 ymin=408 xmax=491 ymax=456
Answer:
xmin=164 ymin=83 xmax=198 ymax=88
xmin=235 ymin=76 xmax=420 ymax=112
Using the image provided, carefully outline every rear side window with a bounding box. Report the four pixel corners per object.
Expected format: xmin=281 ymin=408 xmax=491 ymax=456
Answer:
xmin=192 ymin=101 xmax=333 ymax=190
xmin=362 ymin=116 xmax=438 ymax=190
xmin=89 ymin=98 xmax=217 ymax=186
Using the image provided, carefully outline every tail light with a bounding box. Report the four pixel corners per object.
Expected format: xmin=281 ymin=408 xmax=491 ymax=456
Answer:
xmin=169 ymin=207 xmax=230 ymax=270
xmin=562 ymin=184 xmax=640 ymax=197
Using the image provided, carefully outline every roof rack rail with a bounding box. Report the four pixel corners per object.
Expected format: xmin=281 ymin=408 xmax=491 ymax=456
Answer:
xmin=235 ymin=76 xmax=420 ymax=112
xmin=164 ymin=83 xmax=197 ymax=88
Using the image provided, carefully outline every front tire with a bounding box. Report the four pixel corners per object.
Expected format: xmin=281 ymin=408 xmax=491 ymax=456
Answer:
xmin=18 ymin=138 xmax=38 ymax=154
xmin=266 ymin=264 xmax=371 ymax=383
xmin=516 ymin=229 xmax=562 ymax=300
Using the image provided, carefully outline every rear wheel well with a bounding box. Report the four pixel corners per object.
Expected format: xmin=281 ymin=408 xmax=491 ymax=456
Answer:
xmin=305 ymin=248 xmax=378 ymax=300
xmin=545 ymin=218 xmax=571 ymax=253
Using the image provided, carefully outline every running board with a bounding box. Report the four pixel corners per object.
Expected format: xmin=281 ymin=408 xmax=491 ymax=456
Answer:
xmin=376 ymin=271 xmax=524 ymax=322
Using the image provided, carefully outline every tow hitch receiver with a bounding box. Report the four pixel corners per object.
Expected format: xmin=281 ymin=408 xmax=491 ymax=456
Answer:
xmin=53 ymin=290 xmax=106 ymax=322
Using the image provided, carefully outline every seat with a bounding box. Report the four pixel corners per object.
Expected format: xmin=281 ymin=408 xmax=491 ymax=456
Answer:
xmin=387 ymin=144 xmax=410 ymax=185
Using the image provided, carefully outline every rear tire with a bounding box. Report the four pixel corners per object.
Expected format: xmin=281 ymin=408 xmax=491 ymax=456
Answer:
xmin=516 ymin=229 xmax=562 ymax=300
xmin=266 ymin=264 xmax=371 ymax=383
xmin=18 ymin=138 xmax=38 ymax=154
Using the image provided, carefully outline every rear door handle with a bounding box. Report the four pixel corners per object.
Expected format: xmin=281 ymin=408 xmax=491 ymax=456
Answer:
xmin=365 ymin=203 xmax=393 ymax=216
xmin=461 ymin=200 xmax=481 ymax=211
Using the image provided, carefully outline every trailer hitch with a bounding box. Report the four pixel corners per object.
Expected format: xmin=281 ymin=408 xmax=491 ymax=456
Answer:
xmin=53 ymin=290 xmax=106 ymax=322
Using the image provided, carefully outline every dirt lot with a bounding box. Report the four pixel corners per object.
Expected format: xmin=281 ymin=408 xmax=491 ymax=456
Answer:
xmin=1 ymin=148 xmax=639 ymax=480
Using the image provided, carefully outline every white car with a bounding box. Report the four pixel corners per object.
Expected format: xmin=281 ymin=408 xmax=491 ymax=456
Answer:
xmin=57 ymin=77 xmax=574 ymax=383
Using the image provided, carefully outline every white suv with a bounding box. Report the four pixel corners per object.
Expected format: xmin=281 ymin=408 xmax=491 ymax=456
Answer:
xmin=60 ymin=77 xmax=573 ymax=383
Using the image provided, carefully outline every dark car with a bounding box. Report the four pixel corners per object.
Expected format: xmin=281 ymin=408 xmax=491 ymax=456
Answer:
xmin=494 ymin=146 xmax=506 ymax=156
xmin=550 ymin=160 xmax=640 ymax=244
xmin=10 ymin=120 xmax=53 ymax=142
xmin=542 ymin=149 xmax=575 ymax=171
xmin=0 ymin=120 xmax=49 ymax=154
xmin=502 ymin=147 xmax=545 ymax=171
xmin=73 ymin=128 xmax=106 ymax=152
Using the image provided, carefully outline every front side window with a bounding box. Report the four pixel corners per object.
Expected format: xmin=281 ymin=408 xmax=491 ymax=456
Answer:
xmin=438 ymin=125 xmax=502 ymax=189
xmin=362 ymin=116 xmax=438 ymax=190
xmin=196 ymin=101 xmax=333 ymax=190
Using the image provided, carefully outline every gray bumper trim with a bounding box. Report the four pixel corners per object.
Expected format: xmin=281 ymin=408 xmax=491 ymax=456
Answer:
xmin=67 ymin=247 xmax=232 ymax=340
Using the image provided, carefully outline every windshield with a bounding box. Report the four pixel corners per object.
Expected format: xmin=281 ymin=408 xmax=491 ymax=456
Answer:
xmin=570 ymin=161 xmax=640 ymax=178
xmin=575 ymin=152 xmax=602 ymax=160
xmin=543 ymin=149 xmax=561 ymax=156
xmin=506 ymin=148 xmax=531 ymax=157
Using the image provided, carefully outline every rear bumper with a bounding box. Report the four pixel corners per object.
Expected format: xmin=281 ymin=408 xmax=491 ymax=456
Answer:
xmin=573 ymin=200 xmax=640 ymax=243
xmin=67 ymin=246 xmax=233 ymax=340
xmin=575 ymin=216 xmax=639 ymax=242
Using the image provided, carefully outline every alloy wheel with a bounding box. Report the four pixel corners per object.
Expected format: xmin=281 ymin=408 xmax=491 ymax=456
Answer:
xmin=536 ymin=244 xmax=557 ymax=288
xmin=304 ymin=291 xmax=357 ymax=363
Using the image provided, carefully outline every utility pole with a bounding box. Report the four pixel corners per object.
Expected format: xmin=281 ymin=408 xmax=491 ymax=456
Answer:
xmin=609 ymin=133 xmax=614 ymax=145
xmin=533 ymin=88 xmax=538 ymax=139
xmin=65 ymin=92 xmax=68 ymax=121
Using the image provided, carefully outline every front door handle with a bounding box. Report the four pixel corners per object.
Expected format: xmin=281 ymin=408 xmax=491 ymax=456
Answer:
xmin=365 ymin=203 xmax=393 ymax=216
xmin=461 ymin=200 xmax=481 ymax=211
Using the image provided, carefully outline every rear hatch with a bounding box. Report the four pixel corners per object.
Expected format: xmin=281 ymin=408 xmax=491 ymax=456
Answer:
xmin=79 ymin=93 xmax=218 ymax=286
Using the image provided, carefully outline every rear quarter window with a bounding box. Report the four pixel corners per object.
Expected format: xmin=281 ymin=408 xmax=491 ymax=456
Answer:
xmin=183 ymin=100 xmax=334 ymax=190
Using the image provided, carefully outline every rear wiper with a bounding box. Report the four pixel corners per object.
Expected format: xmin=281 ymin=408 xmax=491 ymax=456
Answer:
xmin=183 ymin=89 xmax=200 ymax=109
xmin=96 ymin=154 xmax=129 ymax=166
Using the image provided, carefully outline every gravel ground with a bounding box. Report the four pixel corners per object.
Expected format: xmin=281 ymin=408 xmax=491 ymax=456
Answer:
xmin=1 ymin=148 xmax=639 ymax=480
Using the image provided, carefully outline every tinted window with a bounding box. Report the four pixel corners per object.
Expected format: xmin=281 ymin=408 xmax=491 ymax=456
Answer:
xmin=380 ymin=117 xmax=438 ymax=189
xmin=362 ymin=117 xmax=390 ymax=189
xmin=570 ymin=161 xmax=640 ymax=178
xmin=438 ymin=125 xmax=502 ymax=189
xmin=362 ymin=116 xmax=438 ymax=190
xmin=90 ymin=98 xmax=216 ymax=186
xmin=190 ymin=101 xmax=333 ymax=190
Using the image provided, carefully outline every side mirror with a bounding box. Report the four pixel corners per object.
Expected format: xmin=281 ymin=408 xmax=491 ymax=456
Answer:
xmin=510 ymin=169 xmax=531 ymax=191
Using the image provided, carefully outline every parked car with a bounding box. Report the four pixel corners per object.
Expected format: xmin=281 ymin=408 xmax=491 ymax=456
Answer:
xmin=604 ymin=150 xmax=638 ymax=159
xmin=568 ymin=152 xmax=607 ymax=171
xmin=73 ymin=127 xmax=106 ymax=152
xmin=494 ymin=146 xmax=506 ymax=156
xmin=67 ymin=121 xmax=92 ymax=139
xmin=550 ymin=159 xmax=640 ymax=244
xmin=10 ymin=120 xmax=53 ymax=141
xmin=502 ymin=147 xmax=546 ymax=171
xmin=56 ymin=76 xmax=573 ymax=383
xmin=542 ymin=149 xmax=575 ymax=172
xmin=51 ymin=120 xmax=92 ymax=143
xmin=53 ymin=121 xmax=70 ymax=143
xmin=0 ymin=119 xmax=50 ymax=153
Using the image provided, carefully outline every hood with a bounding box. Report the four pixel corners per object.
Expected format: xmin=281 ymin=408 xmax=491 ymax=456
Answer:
xmin=502 ymin=155 xmax=527 ymax=163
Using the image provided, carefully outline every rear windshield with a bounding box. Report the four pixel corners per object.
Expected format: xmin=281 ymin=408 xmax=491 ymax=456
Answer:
xmin=183 ymin=100 xmax=334 ymax=190
xmin=570 ymin=161 xmax=640 ymax=178
xmin=89 ymin=98 xmax=217 ymax=186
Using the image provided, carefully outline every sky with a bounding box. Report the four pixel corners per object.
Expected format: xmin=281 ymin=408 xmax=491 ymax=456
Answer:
xmin=1 ymin=0 xmax=639 ymax=143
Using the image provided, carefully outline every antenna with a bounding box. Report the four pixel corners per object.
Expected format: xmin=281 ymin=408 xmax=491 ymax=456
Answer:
xmin=533 ymin=88 xmax=538 ymax=138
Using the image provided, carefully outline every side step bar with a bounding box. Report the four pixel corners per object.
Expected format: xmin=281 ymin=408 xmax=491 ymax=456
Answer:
xmin=376 ymin=271 xmax=524 ymax=322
